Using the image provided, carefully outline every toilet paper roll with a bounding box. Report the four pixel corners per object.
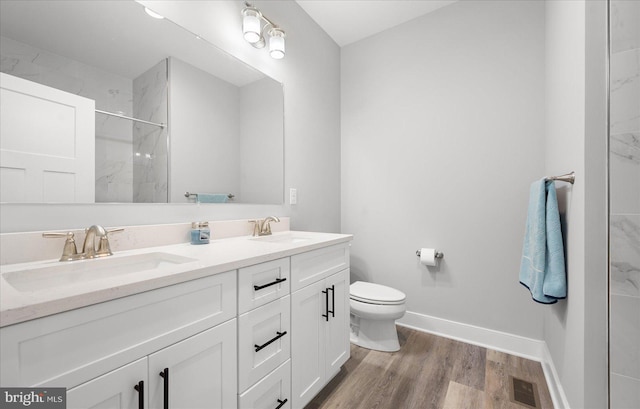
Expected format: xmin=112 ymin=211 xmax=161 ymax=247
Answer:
xmin=419 ymin=248 xmax=437 ymax=266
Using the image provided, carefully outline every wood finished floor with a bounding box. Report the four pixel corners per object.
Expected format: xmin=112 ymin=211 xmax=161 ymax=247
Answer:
xmin=306 ymin=326 xmax=553 ymax=409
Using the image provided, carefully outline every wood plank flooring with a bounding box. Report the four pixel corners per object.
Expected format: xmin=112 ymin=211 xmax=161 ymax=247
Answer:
xmin=305 ymin=326 xmax=553 ymax=409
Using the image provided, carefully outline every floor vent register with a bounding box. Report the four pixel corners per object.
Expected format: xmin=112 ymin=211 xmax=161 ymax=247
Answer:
xmin=509 ymin=376 xmax=541 ymax=409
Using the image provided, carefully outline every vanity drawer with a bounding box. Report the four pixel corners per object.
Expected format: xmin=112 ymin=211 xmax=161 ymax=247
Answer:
xmin=238 ymin=295 xmax=290 ymax=392
xmin=239 ymin=360 xmax=291 ymax=409
xmin=0 ymin=270 xmax=236 ymax=389
xmin=239 ymin=258 xmax=290 ymax=314
xmin=290 ymin=243 xmax=350 ymax=291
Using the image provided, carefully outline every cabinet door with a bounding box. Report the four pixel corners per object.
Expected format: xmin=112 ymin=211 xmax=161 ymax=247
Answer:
xmin=324 ymin=269 xmax=350 ymax=378
xmin=148 ymin=319 xmax=237 ymax=409
xmin=67 ymin=358 xmax=147 ymax=409
xmin=290 ymin=281 xmax=325 ymax=409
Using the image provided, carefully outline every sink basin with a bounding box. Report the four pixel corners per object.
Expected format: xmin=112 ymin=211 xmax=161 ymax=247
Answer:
xmin=250 ymin=232 xmax=312 ymax=244
xmin=3 ymin=252 xmax=197 ymax=293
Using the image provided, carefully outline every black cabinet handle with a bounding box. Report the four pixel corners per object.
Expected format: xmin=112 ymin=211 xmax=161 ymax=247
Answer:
xmin=254 ymin=277 xmax=287 ymax=291
xmin=322 ymin=285 xmax=335 ymax=321
xmin=134 ymin=380 xmax=144 ymax=409
xmin=322 ymin=288 xmax=329 ymax=321
xmin=275 ymin=398 xmax=288 ymax=409
xmin=328 ymin=285 xmax=335 ymax=318
xmin=159 ymin=368 xmax=169 ymax=409
xmin=254 ymin=331 xmax=287 ymax=352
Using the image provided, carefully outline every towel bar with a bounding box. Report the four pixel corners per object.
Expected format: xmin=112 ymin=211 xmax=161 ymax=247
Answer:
xmin=546 ymin=171 xmax=575 ymax=184
xmin=185 ymin=192 xmax=235 ymax=199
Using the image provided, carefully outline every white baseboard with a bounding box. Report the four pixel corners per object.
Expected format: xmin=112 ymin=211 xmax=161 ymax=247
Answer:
xmin=396 ymin=311 xmax=569 ymax=408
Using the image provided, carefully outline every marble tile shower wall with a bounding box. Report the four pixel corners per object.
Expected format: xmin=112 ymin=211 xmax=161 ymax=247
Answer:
xmin=609 ymin=1 xmax=640 ymax=408
xmin=132 ymin=59 xmax=169 ymax=203
xmin=0 ymin=36 xmax=164 ymax=203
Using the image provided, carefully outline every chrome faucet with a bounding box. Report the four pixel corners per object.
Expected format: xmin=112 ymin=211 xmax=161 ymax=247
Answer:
xmin=249 ymin=216 xmax=281 ymax=236
xmin=82 ymin=225 xmax=111 ymax=258
xmin=43 ymin=225 xmax=124 ymax=261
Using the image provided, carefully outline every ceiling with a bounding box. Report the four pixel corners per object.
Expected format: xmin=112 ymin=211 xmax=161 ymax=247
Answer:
xmin=295 ymin=0 xmax=458 ymax=47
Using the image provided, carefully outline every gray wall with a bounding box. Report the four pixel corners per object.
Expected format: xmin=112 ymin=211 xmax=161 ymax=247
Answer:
xmin=543 ymin=1 xmax=609 ymax=408
xmin=341 ymin=1 xmax=546 ymax=339
xmin=0 ymin=0 xmax=341 ymax=233
xmin=239 ymin=78 xmax=285 ymax=205
xmin=542 ymin=2 xmax=587 ymax=407
xmin=169 ymin=57 xmax=240 ymax=203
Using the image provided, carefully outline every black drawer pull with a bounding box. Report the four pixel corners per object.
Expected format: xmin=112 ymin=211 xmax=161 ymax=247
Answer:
xmin=159 ymin=368 xmax=169 ymax=409
xmin=275 ymin=398 xmax=288 ymax=409
xmin=254 ymin=277 xmax=287 ymax=291
xmin=134 ymin=380 xmax=144 ymax=409
xmin=254 ymin=331 xmax=287 ymax=352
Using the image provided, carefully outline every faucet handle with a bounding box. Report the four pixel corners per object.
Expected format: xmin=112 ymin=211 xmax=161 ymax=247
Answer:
xmin=248 ymin=220 xmax=260 ymax=237
xmin=95 ymin=228 xmax=124 ymax=256
xmin=43 ymin=231 xmax=80 ymax=261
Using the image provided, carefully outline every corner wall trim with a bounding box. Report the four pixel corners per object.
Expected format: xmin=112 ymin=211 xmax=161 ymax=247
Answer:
xmin=396 ymin=311 xmax=569 ymax=408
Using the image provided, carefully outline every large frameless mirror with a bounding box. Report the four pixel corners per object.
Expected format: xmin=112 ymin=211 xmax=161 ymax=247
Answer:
xmin=0 ymin=0 xmax=284 ymax=204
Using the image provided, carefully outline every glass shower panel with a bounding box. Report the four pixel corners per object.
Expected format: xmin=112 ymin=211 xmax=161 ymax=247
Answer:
xmin=609 ymin=1 xmax=640 ymax=408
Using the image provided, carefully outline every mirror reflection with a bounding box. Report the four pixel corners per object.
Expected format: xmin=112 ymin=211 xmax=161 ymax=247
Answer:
xmin=0 ymin=0 xmax=284 ymax=204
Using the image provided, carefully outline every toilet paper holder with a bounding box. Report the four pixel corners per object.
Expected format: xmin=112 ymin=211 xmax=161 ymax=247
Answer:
xmin=416 ymin=249 xmax=444 ymax=259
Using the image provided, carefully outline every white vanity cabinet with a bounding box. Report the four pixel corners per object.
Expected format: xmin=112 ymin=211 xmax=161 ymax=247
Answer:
xmin=0 ymin=233 xmax=353 ymax=409
xmin=237 ymin=258 xmax=291 ymax=409
xmin=290 ymin=244 xmax=350 ymax=409
xmin=67 ymin=321 xmax=237 ymax=409
xmin=0 ymin=270 xmax=238 ymax=409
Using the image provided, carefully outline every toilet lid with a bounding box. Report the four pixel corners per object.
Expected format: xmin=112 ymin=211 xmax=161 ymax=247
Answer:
xmin=350 ymin=281 xmax=406 ymax=305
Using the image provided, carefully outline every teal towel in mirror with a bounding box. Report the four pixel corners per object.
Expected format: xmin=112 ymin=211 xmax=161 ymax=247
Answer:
xmin=519 ymin=179 xmax=567 ymax=304
xmin=196 ymin=193 xmax=229 ymax=203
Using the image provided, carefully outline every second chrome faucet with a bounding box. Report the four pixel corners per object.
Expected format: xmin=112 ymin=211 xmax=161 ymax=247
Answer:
xmin=250 ymin=216 xmax=280 ymax=236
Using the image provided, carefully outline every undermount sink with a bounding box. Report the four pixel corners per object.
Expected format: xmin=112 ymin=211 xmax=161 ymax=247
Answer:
xmin=3 ymin=252 xmax=197 ymax=293
xmin=250 ymin=232 xmax=312 ymax=244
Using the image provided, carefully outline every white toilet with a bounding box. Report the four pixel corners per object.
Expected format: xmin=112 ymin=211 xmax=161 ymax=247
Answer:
xmin=349 ymin=281 xmax=407 ymax=352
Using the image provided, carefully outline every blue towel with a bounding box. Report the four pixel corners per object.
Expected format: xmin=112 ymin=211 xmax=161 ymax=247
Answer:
xmin=519 ymin=178 xmax=567 ymax=304
xmin=196 ymin=193 xmax=228 ymax=203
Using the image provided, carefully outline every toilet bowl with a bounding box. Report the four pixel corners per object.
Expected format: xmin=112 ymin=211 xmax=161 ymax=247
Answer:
xmin=349 ymin=281 xmax=406 ymax=352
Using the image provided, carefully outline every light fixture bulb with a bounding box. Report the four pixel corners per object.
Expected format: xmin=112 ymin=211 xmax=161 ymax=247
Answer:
xmin=268 ymin=28 xmax=285 ymax=59
xmin=144 ymin=7 xmax=164 ymax=19
xmin=242 ymin=8 xmax=262 ymax=44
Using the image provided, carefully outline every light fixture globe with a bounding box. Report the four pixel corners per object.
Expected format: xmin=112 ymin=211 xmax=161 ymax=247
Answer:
xmin=242 ymin=7 xmax=262 ymax=44
xmin=268 ymin=27 xmax=285 ymax=59
xmin=241 ymin=3 xmax=286 ymax=59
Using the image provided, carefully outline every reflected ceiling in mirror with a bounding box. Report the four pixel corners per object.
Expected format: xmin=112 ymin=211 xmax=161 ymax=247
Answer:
xmin=0 ymin=0 xmax=284 ymax=205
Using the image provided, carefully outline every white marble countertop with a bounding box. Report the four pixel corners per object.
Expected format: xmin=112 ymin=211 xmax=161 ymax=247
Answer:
xmin=0 ymin=231 xmax=352 ymax=328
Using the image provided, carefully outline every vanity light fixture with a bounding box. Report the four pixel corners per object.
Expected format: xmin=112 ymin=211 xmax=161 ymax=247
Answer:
xmin=241 ymin=2 xmax=286 ymax=59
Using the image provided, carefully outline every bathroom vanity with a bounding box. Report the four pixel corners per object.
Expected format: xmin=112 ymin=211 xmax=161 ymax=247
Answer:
xmin=0 ymin=230 xmax=352 ymax=409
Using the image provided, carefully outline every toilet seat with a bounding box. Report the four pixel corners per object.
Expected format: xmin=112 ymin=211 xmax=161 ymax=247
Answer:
xmin=350 ymin=281 xmax=406 ymax=305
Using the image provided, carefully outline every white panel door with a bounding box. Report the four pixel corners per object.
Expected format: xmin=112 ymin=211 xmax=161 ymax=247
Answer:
xmin=291 ymin=280 xmax=325 ymax=409
xmin=147 ymin=319 xmax=237 ymax=409
xmin=0 ymin=72 xmax=95 ymax=202
xmin=67 ymin=358 xmax=147 ymax=409
xmin=324 ymin=269 xmax=350 ymax=379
